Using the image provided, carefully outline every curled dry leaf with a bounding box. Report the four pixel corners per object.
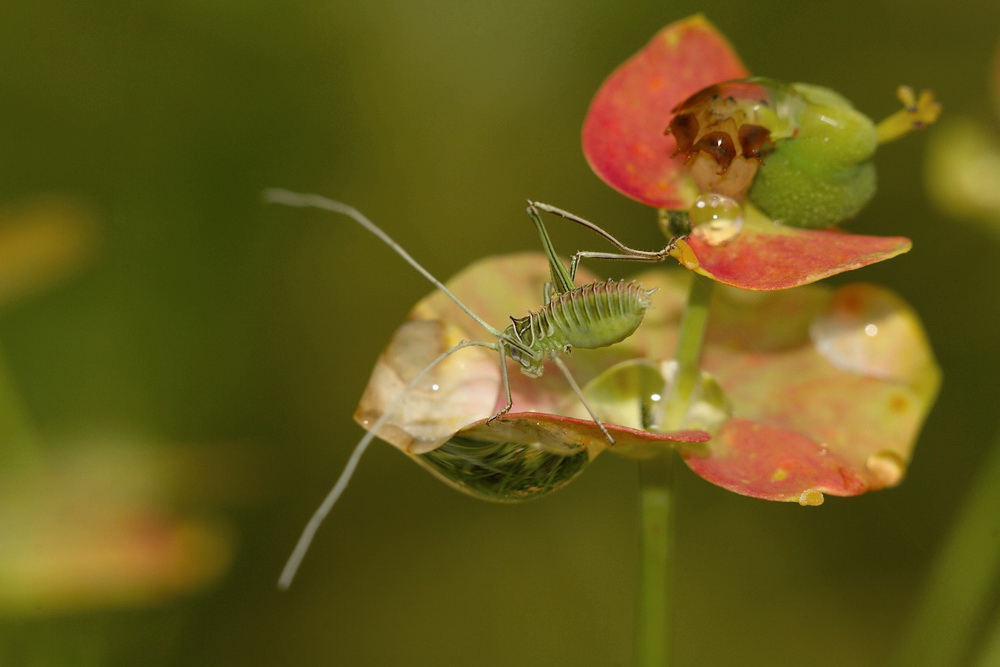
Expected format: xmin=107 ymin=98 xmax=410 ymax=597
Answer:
xmin=353 ymin=253 xmax=709 ymax=501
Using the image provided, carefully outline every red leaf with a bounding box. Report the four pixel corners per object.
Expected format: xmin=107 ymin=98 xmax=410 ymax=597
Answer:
xmin=673 ymin=206 xmax=913 ymax=290
xmin=582 ymin=15 xmax=749 ymax=208
xmin=679 ymin=418 xmax=869 ymax=504
xmin=466 ymin=412 xmax=710 ymax=449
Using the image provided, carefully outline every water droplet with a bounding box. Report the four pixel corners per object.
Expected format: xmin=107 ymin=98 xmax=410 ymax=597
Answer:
xmin=658 ymin=360 xmax=732 ymax=431
xmin=798 ymin=489 xmax=825 ymax=506
xmin=809 ymin=285 xmax=930 ymax=382
xmin=688 ymin=193 xmax=744 ymax=246
xmin=817 ymin=114 xmax=841 ymax=128
xmin=582 ymin=360 xmax=730 ymax=435
xmin=866 ymin=450 xmax=907 ymax=487
xmin=416 ymin=435 xmax=590 ymax=502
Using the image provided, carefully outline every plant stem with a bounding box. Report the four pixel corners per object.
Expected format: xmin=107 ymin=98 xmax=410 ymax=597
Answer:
xmin=636 ymin=451 xmax=676 ymax=667
xmin=896 ymin=433 xmax=1000 ymax=666
xmin=662 ymin=273 xmax=714 ymax=429
xmin=635 ymin=272 xmax=714 ymax=667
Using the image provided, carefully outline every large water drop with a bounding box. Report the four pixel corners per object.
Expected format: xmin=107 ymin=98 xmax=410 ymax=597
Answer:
xmin=583 ymin=359 xmax=731 ymax=437
xmin=688 ymin=193 xmax=744 ymax=246
xmin=415 ymin=435 xmax=590 ymax=502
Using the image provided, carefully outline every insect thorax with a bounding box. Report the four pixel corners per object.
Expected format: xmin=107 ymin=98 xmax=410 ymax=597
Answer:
xmin=503 ymin=279 xmax=654 ymax=377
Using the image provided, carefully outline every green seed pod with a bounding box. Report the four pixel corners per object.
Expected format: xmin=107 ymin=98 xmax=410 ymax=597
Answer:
xmin=747 ymin=82 xmax=878 ymax=229
xmin=666 ymin=78 xmax=938 ymax=229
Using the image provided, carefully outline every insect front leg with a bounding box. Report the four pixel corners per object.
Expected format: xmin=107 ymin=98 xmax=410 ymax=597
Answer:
xmin=568 ymin=243 xmax=681 ymax=279
xmin=528 ymin=201 xmax=681 ymax=280
xmin=525 ymin=201 xmax=577 ymax=295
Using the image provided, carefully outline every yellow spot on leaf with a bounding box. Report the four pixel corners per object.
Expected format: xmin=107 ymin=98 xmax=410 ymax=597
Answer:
xmin=671 ymin=239 xmax=701 ymax=270
xmin=798 ymin=489 xmax=825 ymax=506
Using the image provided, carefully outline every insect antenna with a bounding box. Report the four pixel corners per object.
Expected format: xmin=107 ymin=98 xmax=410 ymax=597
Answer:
xmin=276 ymin=338 xmax=494 ymax=590
xmin=265 ymin=190 xmax=629 ymax=586
xmin=263 ymin=188 xmax=503 ymax=338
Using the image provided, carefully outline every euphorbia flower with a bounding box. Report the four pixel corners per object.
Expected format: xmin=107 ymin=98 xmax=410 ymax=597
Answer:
xmin=582 ymin=15 xmax=940 ymax=290
xmin=355 ymin=254 xmax=938 ymax=504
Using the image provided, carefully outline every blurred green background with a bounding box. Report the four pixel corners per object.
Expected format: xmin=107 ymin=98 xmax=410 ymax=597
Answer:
xmin=1 ymin=0 xmax=999 ymax=665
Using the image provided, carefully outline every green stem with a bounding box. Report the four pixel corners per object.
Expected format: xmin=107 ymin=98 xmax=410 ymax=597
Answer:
xmin=896 ymin=434 xmax=1000 ymax=666
xmin=635 ymin=272 xmax=714 ymax=667
xmin=663 ymin=273 xmax=714 ymax=430
xmin=636 ymin=452 xmax=676 ymax=667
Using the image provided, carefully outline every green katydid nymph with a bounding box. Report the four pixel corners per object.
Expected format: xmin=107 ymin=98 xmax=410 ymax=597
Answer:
xmin=264 ymin=189 xmax=679 ymax=588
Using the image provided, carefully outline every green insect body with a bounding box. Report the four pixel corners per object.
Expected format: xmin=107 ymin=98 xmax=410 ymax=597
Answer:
xmin=265 ymin=190 xmax=675 ymax=589
xmin=506 ymin=279 xmax=654 ymax=377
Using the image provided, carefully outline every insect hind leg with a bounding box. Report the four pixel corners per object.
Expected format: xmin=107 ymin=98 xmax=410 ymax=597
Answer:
xmin=553 ymin=356 xmax=614 ymax=445
xmin=484 ymin=342 xmax=616 ymax=445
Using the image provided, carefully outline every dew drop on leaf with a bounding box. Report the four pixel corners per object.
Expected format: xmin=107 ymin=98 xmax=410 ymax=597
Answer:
xmin=414 ymin=435 xmax=591 ymax=502
xmin=689 ymin=193 xmax=744 ymax=246
xmin=808 ymin=284 xmax=934 ymax=384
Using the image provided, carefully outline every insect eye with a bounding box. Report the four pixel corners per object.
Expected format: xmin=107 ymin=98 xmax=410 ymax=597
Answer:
xmin=509 ymin=346 xmax=531 ymax=368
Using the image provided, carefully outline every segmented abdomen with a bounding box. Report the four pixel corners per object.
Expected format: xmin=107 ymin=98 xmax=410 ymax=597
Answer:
xmin=536 ymin=279 xmax=654 ymax=352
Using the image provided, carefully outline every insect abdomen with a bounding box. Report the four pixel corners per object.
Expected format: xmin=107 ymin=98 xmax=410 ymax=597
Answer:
xmin=544 ymin=279 xmax=653 ymax=351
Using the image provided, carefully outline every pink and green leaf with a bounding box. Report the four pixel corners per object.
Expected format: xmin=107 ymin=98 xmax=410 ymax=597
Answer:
xmin=682 ymin=272 xmax=937 ymax=501
xmin=582 ymin=15 xmax=749 ymax=209
xmin=583 ymin=16 xmax=918 ymax=291
xmin=356 ymin=254 xmax=938 ymax=503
